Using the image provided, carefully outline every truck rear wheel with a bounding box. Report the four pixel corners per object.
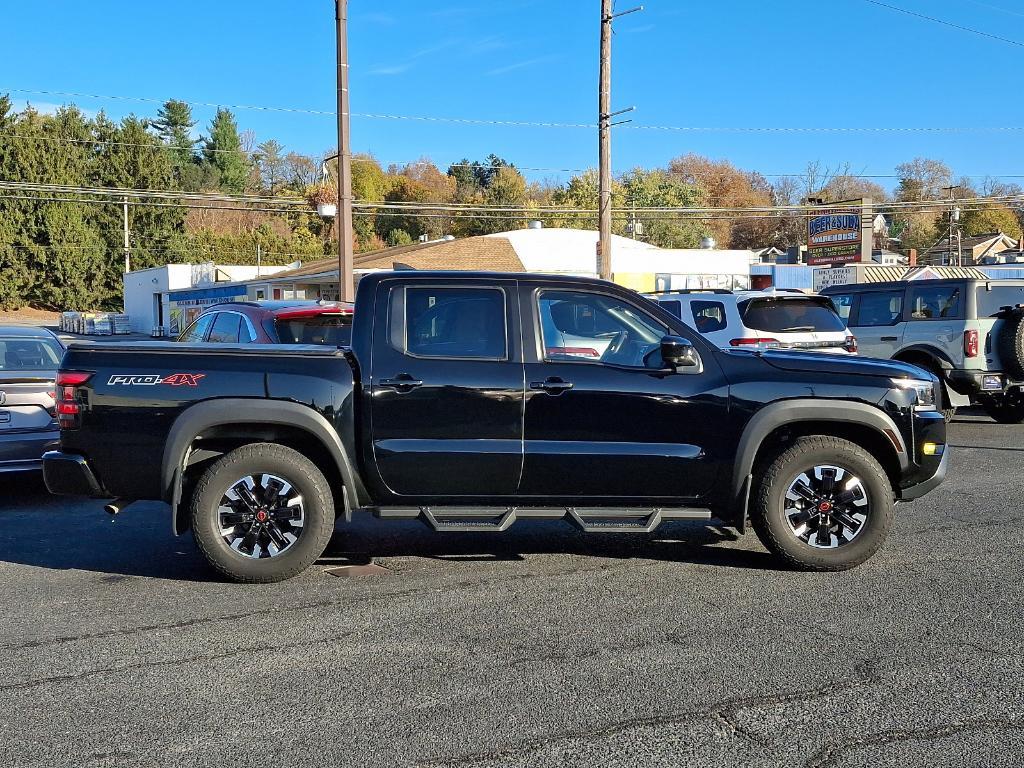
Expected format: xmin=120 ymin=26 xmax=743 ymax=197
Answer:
xmin=190 ymin=443 xmax=335 ymax=583
xmin=751 ymin=436 xmax=894 ymax=571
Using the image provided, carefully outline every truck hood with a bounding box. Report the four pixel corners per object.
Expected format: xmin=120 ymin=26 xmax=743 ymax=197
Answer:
xmin=755 ymin=349 xmax=933 ymax=381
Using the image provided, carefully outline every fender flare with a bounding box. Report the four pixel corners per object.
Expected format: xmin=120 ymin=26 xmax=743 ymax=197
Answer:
xmin=730 ymin=399 xmax=909 ymax=516
xmin=893 ymin=344 xmax=955 ymax=372
xmin=163 ymin=399 xmax=362 ymax=535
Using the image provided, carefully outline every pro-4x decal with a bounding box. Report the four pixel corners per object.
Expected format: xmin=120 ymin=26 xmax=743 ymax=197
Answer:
xmin=107 ymin=373 xmax=205 ymax=386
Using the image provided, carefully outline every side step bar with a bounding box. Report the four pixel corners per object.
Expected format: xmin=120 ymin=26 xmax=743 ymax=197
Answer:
xmin=372 ymin=506 xmax=712 ymax=534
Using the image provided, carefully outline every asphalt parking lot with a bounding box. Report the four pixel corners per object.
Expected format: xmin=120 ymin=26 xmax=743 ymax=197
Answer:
xmin=2 ymin=410 xmax=1022 ymax=768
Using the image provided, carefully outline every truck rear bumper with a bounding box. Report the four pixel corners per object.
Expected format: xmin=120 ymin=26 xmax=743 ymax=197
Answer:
xmin=42 ymin=451 xmax=105 ymax=497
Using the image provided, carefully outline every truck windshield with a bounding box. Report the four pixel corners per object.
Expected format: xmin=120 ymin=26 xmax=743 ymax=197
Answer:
xmin=275 ymin=315 xmax=353 ymax=345
xmin=740 ymin=297 xmax=846 ymax=333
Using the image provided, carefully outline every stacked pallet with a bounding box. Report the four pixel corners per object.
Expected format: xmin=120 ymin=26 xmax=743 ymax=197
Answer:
xmin=59 ymin=311 xmax=133 ymax=335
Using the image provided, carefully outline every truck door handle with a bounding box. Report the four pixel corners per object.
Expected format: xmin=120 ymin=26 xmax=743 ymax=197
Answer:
xmin=379 ymin=374 xmax=423 ymax=392
xmin=880 ymin=336 xmax=898 ymax=341
xmin=530 ymin=377 xmax=574 ymax=394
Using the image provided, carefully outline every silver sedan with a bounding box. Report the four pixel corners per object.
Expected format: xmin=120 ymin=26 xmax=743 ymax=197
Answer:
xmin=0 ymin=326 xmax=64 ymax=473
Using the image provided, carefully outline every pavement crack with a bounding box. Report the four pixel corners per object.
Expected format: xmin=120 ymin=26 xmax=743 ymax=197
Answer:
xmin=2 ymin=560 xmax=632 ymax=653
xmin=803 ymin=715 xmax=1024 ymax=768
xmin=0 ymin=627 xmax=364 ymax=693
xmin=419 ymin=660 xmax=882 ymax=766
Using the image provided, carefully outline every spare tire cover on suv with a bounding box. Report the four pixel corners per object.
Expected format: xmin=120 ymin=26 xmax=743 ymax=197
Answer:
xmin=998 ymin=309 xmax=1024 ymax=380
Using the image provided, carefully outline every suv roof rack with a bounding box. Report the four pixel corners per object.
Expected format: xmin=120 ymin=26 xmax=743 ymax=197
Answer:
xmin=647 ymin=289 xmax=734 ymax=295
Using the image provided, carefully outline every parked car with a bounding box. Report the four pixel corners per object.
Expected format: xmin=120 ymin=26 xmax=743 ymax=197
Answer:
xmin=0 ymin=326 xmax=63 ymax=473
xmin=177 ymin=300 xmax=354 ymax=346
xmin=648 ymin=289 xmax=857 ymax=354
xmin=44 ymin=271 xmax=946 ymax=582
xmin=821 ymin=279 xmax=1024 ymax=422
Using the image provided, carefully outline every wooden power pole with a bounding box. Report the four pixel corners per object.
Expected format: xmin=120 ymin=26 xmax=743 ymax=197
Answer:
xmin=598 ymin=1 xmax=641 ymax=281
xmin=598 ymin=0 xmax=613 ymax=280
xmin=335 ymin=0 xmax=355 ymax=302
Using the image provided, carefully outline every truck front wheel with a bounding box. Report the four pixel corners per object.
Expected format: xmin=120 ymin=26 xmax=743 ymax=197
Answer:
xmin=751 ymin=436 xmax=894 ymax=571
xmin=190 ymin=443 xmax=335 ymax=583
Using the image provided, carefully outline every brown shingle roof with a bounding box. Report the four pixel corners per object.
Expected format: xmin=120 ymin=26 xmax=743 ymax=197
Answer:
xmin=268 ymin=236 xmax=524 ymax=279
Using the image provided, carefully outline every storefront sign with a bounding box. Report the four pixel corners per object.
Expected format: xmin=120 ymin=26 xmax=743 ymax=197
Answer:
xmin=808 ymin=201 xmax=864 ymax=266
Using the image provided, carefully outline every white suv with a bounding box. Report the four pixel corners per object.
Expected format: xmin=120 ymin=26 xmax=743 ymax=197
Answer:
xmin=648 ymin=289 xmax=857 ymax=354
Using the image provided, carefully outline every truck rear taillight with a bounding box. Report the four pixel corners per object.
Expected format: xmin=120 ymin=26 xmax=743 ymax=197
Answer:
xmin=844 ymin=335 xmax=858 ymax=354
xmin=964 ymin=329 xmax=979 ymax=358
xmin=729 ymin=337 xmax=781 ymax=350
xmin=56 ymin=371 xmax=92 ymax=429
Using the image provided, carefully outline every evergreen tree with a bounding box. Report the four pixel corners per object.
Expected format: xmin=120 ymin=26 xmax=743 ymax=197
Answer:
xmin=204 ymin=108 xmax=250 ymax=193
xmin=255 ymin=139 xmax=287 ymax=193
xmin=150 ymin=99 xmax=197 ymax=185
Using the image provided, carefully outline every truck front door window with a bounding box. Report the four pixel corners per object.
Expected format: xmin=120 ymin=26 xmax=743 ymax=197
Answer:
xmin=538 ymin=290 xmax=666 ymax=368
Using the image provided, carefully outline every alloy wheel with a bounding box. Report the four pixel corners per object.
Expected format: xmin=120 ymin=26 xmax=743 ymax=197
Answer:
xmin=217 ymin=473 xmax=305 ymax=559
xmin=783 ymin=465 xmax=869 ymax=549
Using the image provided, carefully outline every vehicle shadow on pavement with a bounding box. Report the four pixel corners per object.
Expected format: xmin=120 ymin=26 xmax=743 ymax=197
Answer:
xmin=1 ymin=478 xmax=780 ymax=580
xmin=0 ymin=475 xmax=216 ymax=582
xmin=323 ymin=515 xmax=783 ymax=572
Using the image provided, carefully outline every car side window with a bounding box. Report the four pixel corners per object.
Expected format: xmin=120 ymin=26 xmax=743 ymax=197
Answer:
xmin=207 ymin=312 xmax=242 ymax=343
xmin=538 ymin=290 xmax=668 ymax=369
xmin=856 ymin=291 xmax=904 ymax=327
xmin=178 ymin=313 xmax=214 ymax=343
xmin=828 ymin=293 xmax=855 ymax=323
xmin=909 ymin=285 xmax=961 ymax=320
xmin=401 ymin=287 xmax=506 ymax=359
xmin=690 ymin=300 xmax=727 ymax=333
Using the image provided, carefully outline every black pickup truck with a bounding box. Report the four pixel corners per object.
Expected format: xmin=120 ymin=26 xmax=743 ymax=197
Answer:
xmin=44 ymin=271 xmax=948 ymax=582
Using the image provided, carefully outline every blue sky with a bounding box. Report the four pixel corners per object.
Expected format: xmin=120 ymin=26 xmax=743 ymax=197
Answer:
xmin=5 ymin=0 xmax=1024 ymax=190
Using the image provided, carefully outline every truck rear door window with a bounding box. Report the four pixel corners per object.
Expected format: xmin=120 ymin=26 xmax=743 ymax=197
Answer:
xmin=402 ymin=287 xmax=506 ymax=359
xmin=740 ymin=298 xmax=846 ymax=333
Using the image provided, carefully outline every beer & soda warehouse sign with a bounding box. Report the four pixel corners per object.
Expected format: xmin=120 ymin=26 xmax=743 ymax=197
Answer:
xmin=807 ymin=204 xmax=862 ymax=266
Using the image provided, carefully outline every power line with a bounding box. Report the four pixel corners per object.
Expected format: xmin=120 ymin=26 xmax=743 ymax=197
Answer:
xmin=860 ymin=0 xmax=1024 ymax=48
xmin=7 ymin=180 xmax=1024 ymax=215
xmin=3 ymin=187 xmax=1020 ymax=224
xmin=9 ymin=87 xmax=1024 ymax=134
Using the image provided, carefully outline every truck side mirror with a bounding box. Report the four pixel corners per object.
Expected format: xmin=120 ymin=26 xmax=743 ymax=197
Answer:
xmin=661 ymin=335 xmax=699 ymax=368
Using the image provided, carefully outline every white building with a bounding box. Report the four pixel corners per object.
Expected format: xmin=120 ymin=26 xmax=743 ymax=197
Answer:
xmin=122 ymin=263 xmax=293 ymax=334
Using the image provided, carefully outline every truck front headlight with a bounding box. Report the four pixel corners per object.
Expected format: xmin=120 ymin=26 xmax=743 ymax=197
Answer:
xmin=893 ymin=378 xmax=937 ymax=412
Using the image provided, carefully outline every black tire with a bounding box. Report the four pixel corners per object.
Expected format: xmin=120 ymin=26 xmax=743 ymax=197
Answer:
xmin=191 ymin=443 xmax=335 ymax=583
xmin=982 ymin=396 xmax=1024 ymax=424
xmin=751 ymin=436 xmax=895 ymax=571
xmin=997 ymin=310 xmax=1024 ymax=381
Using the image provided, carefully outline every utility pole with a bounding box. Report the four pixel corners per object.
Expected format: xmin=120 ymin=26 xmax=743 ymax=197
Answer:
xmin=335 ymin=0 xmax=355 ymax=302
xmin=597 ymin=1 xmax=641 ymax=281
xmin=941 ymin=185 xmax=962 ymax=266
xmin=122 ymin=197 xmax=130 ymax=274
xmin=256 ymin=243 xmax=261 ymax=277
